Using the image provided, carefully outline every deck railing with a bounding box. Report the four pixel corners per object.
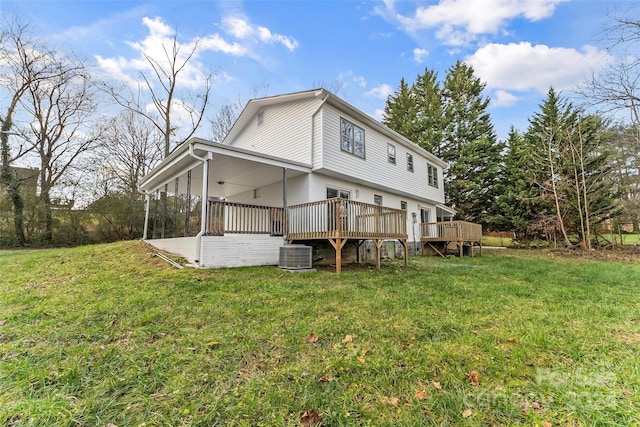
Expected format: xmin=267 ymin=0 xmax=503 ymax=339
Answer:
xmin=420 ymin=221 xmax=482 ymax=242
xmin=287 ymin=197 xmax=406 ymax=240
xmin=207 ymin=200 xmax=284 ymax=236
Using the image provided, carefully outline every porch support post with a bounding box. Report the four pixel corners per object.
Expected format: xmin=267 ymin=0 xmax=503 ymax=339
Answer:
xmin=197 ymin=158 xmax=210 ymax=263
xmin=282 ymin=168 xmax=287 ymax=240
xmin=328 ymin=238 xmax=347 ymax=274
xmin=142 ymin=193 xmax=151 ymax=240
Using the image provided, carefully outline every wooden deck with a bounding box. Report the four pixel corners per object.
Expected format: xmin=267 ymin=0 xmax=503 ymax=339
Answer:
xmin=420 ymin=221 xmax=482 ymax=257
xmin=287 ymin=198 xmax=408 ymax=273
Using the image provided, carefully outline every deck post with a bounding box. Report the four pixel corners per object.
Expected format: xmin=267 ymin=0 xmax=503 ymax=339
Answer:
xmin=374 ymin=239 xmax=384 ymax=269
xmin=329 ymin=238 xmax=347 ymax=274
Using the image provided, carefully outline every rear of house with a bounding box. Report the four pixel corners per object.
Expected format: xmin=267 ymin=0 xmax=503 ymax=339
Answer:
xmin=139 ymin=89 xmax=460 ymax=270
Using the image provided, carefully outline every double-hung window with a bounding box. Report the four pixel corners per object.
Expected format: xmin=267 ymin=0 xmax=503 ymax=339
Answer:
xmin=407 ymin=153 xmax=414 ymax=172
xmin=341 ymin=118 xmax=365 ymax=158
xmin=428 ymin=164 xmax=438 ymax=188
xmin=387 ymin=144 xmax=396 ymax=164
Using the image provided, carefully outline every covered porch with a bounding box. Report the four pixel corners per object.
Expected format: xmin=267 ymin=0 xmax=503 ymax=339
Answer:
xmin=138 ymin=138 xmax=408 ymax=272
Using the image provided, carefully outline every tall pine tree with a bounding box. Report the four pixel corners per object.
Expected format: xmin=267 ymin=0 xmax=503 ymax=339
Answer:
xmin=441 ymin=61 xmax=503 ymax=224
xmin=382 ymin=78 xmax=416 ymax=141
xmin=383 ymin=62 xmax=502 ymax=225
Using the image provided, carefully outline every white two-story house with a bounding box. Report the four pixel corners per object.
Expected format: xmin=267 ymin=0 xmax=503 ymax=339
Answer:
xmin=138 ymin=89 xmax=461 ymax=272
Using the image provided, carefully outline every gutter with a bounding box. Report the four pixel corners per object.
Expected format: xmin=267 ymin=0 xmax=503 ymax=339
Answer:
xmin=189 ymin=142 xmax=213 ymax=267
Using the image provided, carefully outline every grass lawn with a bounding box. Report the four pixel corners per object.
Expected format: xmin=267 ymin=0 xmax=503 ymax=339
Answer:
xmin=1 ymin=242 xmax=639 ymax=426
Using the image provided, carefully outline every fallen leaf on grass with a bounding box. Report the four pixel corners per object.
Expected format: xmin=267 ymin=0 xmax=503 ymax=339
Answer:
xmin=0 ymin=319 xmax=6 ymax=326
xmin=432 ymin=381 xmax=442 ymax=390
xmin=462 ymin=408 xmax=473 ymax=418
xmin=531 ymin=401 xmax=542 ymax=410
xmin=507 ymin=337 xmax=518 ymax=343
xmin=319 ymin=375 xmax=333 ymax=382
xmin=300 ymin=410 xmax=323 ymax=427
xmin=306 ymin=333 xmax=319 ymax=343
xmin=414 ymin=390 xmax=427 ymax=400
xmin=342 ymin=334 xmax=355 ymax=344
xmin=357 ymin=356 xmax=365 ymax=364
xmin=466 ymin=370 xmax=479 ymax=386
xmin=207 ymin=341 xmax=219 ymax=347
xmin=622 ymin=390 xmax=634 ymax=397
xmin=382 ymin=396 xmax=399 ymax=407
xmin=541 ymin=422 xmax=552 ymax=427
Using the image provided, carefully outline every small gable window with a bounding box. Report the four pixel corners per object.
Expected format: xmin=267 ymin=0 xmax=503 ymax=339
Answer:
xmin=257 ymin=111 xmax=264 ymax=126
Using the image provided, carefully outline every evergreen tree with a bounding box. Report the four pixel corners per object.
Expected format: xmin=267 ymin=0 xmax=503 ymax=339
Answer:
xmin=382 ymin=78 xmax=416 ymax=140
xmin=411 ymin=69 xmax=443 ymax=155
xmin=526 ymin=88 xmax=619 ymax=248
xmin=441 ymin=60 xmax=503 ymax=224
xmin=491 ymin=128 xmax=547 ymax=240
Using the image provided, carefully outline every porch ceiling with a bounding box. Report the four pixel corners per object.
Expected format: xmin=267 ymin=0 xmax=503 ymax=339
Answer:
xmin=138 ymin=138 xmax=311 ymax=199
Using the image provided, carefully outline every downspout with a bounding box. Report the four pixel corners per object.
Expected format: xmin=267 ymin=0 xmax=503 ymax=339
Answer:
xmin=310 ymin=92 xmax=330 ymax=169
xmin=142 ymin=192 xmax=151 ymax=240
xmin=189 ymin=143 xmax=213 ymax=267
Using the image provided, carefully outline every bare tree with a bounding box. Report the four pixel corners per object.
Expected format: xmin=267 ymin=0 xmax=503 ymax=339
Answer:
xmin=20 ymin=56 xmax=101 ymax=242
xmin=96 ymin=111 xmax=163 ymax=193
xmin=210 ymin=97 xmax=242 ymax=143
xmin=0 ymin=18 xmax=58 ymax=245
xmin=105 ymin=30 xmax=213 ymax=157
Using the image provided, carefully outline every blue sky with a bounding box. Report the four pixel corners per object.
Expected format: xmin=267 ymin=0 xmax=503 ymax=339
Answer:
xmin=2 ymin=0 xmax=632 ymax=140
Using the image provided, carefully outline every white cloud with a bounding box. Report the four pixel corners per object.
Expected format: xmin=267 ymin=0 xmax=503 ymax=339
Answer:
xmin=200 ymin=33 xmax=248 ymax=56
xmin=222 ymin=15 xmax=299 ymax=51
xmin=97 ymin=16 xmax=215 ymax=90
xmin=465 ymin=42 xmax=611 ymax=94
xmin=366 ymin=84 xmax=393 ymax=99
xmin=413 ymin=47 xmax=429 ymax=63
xmin=387 ymin=0 xmax=567 ymax=46
xmin=338 ymin=70 xmax=368 ymax=88
xmin=373 ymin=108 xmax=385 ymax=121
xmin=492 ymin=90 xmax=518 ymax=107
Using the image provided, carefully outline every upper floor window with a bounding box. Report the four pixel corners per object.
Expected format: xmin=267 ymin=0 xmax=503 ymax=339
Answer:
xmin=428 ymin=164 xmax=438 ymax=188
xmin=407 ymin=153 xmax=414 ymax=172
xmin=400 ymin=201 xmax=407 ymax=210
xmin=341 ymin=118 xmax=365 ymax=158
xmin=257 ymin=111 xmax=264 ymax=126
xmin=374 ymin=194 xmax=382 ymax=206
xmin=387 ymin=144 xmax=396 ymax=164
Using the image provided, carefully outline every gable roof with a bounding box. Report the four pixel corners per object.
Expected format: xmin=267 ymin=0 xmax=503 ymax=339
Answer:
xmin=223 ymin=88 xmax=448 ymax=169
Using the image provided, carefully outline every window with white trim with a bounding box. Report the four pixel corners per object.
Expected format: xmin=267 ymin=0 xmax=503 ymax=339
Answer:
xmin=327 ymin=187 xmax=350 ymax=199
xmin=374 ymin=194 xmax=382 ymax=205
xmin=428 ymin=164 xmax=438 ymax=188
xmin=407 ymin=153 xmax=414 ymax=172
xmin=341 ymin=118 xmax=365 ymax=158
xmin=387 ymin=143 xmax=396 ymax=164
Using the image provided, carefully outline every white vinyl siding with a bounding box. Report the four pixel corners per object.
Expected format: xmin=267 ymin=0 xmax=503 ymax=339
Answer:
xmin=308 ymin=173 xmax=436 ymax=244
xmin=319 ymin=105 xmax=445 ymax=204
xmin=229 ymin=97 xmax=322 ymax=164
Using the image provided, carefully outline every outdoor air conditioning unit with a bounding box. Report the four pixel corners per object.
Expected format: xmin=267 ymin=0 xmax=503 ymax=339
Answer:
xmin=278 ymin=245 xmax=313 ymax=270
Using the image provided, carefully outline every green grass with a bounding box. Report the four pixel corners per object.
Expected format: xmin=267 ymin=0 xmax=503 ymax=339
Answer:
xmin=1 ymin=242 xmax=640 ymax=426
